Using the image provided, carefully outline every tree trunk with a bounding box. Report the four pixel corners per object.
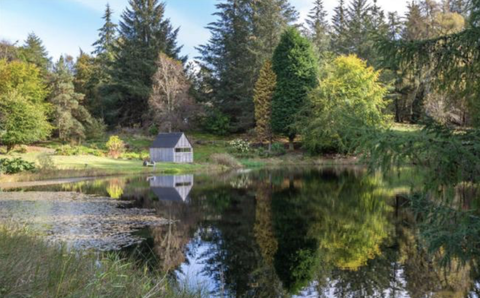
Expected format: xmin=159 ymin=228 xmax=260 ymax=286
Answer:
xmin=288 ymin=135 xmax=294 ymax=151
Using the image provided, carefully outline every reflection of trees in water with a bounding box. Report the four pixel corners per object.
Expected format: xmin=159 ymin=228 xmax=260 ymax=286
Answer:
xmin=116 ymin=169 xmax=480 ymax=297
xmin=195 ymin=187 xmax=260 ymax=297
xmin=106 ymin=179 xmax=125 ymax=199
xmin=269 ymin=170 xmax=392 ymax=294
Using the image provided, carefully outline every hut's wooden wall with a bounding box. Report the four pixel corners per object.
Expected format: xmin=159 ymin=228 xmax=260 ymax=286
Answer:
xmin=173 ymin=134 xmax=193 ymax=163
xmin=150 ymin=148 xmax=174 ymax=162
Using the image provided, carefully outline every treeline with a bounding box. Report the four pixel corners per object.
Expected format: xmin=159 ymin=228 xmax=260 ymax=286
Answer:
xmin=0 ymin=0 xmax=474 ymax=153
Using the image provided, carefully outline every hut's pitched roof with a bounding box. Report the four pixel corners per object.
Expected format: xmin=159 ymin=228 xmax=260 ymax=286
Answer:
xmin=151 ymin=132 xmax=185 ymax=148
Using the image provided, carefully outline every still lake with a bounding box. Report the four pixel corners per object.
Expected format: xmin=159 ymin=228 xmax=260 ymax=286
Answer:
xmin=2 ymin=167 xmax=479 ymax=297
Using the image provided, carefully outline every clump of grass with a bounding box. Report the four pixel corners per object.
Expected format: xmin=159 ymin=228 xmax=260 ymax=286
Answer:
xmin=210 ymin=153 xmax=243 ymax=168
xmin=0 ymin=224 xmax=206 ymax=298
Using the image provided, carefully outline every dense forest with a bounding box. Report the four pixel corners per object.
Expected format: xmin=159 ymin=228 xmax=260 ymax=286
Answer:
xmin=1 ymin=0 xmax=476 ymax=152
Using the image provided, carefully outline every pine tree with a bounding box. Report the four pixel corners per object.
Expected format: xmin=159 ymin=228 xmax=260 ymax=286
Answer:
xmin=92 ymin=4 xmax=117 ymax=57
xmin=250 ymin=0 xmax=298 ymax=68
xmin=197 ymin=0 xmax=297 ymax=132
xmin=305 ymin=0 xmax=330 ymax=54
xmin=403 ymin=1 xmax=427 ymax=40
xmin=107 ymin=0 xmax=183 ymax=126
xmin=387 ymin=12 xmax=403 ymax=41
xmin=50 ymin=56 xmax=93 ymax=142
xmin=271 ymin=28 xmax=318 ymax=149
xmin=253 ymin=60 xmax=276 ymax=144
xmin=20 ymin=33 xmax=51 ymax=74
xmin=197 ymin=0 xmax=256 ymax=132
xmin=345 ymin=0 xmax=372 ymax=60
xmin=74 ymin=50 xmax=101 ymax=116
xmin=331 ymin=0 xmax=348 ymax=54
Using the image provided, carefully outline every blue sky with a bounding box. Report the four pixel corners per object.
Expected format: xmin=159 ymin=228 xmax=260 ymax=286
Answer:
xmin=0 ymin=0 xmax=408 ymax=61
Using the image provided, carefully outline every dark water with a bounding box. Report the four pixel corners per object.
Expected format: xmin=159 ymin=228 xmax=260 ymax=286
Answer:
xmin=9 ymin=167 xmax=480 ymax=297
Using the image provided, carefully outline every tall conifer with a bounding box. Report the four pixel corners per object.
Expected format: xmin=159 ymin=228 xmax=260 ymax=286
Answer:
xmin=305 ymin=0 xmax=330 ymax=54
xmin=197 ymin=0 xmax=297 ymax=132
xmin=253 ymin=60 xmax=276 ymax=144
xmin=20 ymin=33 xmax=51 ymax=75
xmin=271 ymin=28 xmax=318 ymax=149
xmin=106 ymin=0 xmax=183 ymax=125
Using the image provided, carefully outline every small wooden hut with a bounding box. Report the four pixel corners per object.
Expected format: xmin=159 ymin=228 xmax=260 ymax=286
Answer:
xmin=150 ymin=132 xmax=193 ymax=163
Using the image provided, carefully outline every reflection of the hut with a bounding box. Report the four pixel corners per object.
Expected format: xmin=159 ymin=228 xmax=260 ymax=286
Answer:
xmin=149 ymin=175 xmax=194 ymax=203
xmin=145 ymin=175 xmax=198 ymax=272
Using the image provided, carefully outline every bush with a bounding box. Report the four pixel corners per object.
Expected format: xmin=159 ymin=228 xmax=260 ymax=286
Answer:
xmin=106 ymin=136 xmax=125 ymax=159
xmin=210 ymin=153 xmax=243 ymax=168
xmin=148 ymin=125 xmax=159 ymax=136
xmin=86 ymin=118 xmax=107 ymax=140
xmin=120 ymin=152 xmax=143 ymax=160
xmin=36 ymin=153 xmax=56 ymax=171
xmin=271 ymin=142 xmax=286 ymax=156
xmin=228 ymin=139 xmax=251 ymax=154
xmin=55 ymin=145 xmax=78 ymax=156
xmin=202 ymin=109 xmax=230 ymax=135
xmin=0 ymin=158 xmax=36 ymax=174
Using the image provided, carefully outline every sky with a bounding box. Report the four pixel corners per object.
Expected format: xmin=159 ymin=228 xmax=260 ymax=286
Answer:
xmin=0 ymin=0 xmax=409 ymax=61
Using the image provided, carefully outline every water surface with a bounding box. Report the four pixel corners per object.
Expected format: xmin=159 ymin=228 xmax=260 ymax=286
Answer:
xmin=3 ymin=167 xmax=479 ymax=297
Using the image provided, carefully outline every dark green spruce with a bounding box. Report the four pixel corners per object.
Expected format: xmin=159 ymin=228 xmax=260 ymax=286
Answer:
xmin=271 ymin=27 xmax=318 ymax=149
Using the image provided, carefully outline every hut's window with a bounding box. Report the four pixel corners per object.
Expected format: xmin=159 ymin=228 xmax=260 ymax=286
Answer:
xmin=175 ymin=182 xmax=192 ymax=187
xmin=175 ymin=148 xmax=191 ymax=153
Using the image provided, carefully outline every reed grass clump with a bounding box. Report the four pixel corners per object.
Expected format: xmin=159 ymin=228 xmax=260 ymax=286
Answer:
xmin=0 ymin=224 xmax=206 ymax=298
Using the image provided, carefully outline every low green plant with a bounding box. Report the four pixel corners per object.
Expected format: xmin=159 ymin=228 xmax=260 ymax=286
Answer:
xmin=106 ymin=136 xmax=125 ymax=159
xmin=0 ymin=158 xmax=36 ymax=174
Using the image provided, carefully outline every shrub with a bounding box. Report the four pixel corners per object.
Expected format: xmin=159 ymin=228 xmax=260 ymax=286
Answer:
xmin=106 ymin=136 xmax=125 ymax=159
xmin=210 ymin=153 xmax=243 ymax=168
xmin=86 ymin=118 xmax=107 ymax=140
xmin=36 ymin=153 xmax=56 ymax=171
xmin=0 ymin=158 xmax=36 ymax=174
xmin=55 ymin=145 xmax=78 ymax=156
xmin=148 ymin=124 xmax=159 ymax=136
xmin=228 ymin=139 xmax=251 ymax=154
xmin=202 ymin=109 xmax=230 ymax=135
xmin=271 ymin=142 xmax=286 ymax=156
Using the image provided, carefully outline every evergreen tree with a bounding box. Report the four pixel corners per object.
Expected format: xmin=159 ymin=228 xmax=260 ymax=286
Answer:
xmin=106 ymin=0 xmax=183 ymax=126
xmin=253 ymin=60 xmax=276 ymax=144
xmin=74 ymin=51 xmax=100 ymax=116
xmin=331 ymin=0 xmax=348 ymax=54
xmin=20 ymin=33 xmax=51 ymax=74
xmin=344 ymin=0 xmax=373 ymax=61
xmin=197 ymin=0 xmax=256 ymax=132
xmin=92 ymin=4 xmax=117 ymax=58
xmin=50 ymin=56 xmax=93 ymax=142
xmin=250 ymin=0 xmax=298 ymax=68
xmin=305 ymin=0 xmax=330 ymax=54
xmin=197 ymin=0 xmax=297 ymax=132
xmin=271 ymin=28 xmax=318 ymax=149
